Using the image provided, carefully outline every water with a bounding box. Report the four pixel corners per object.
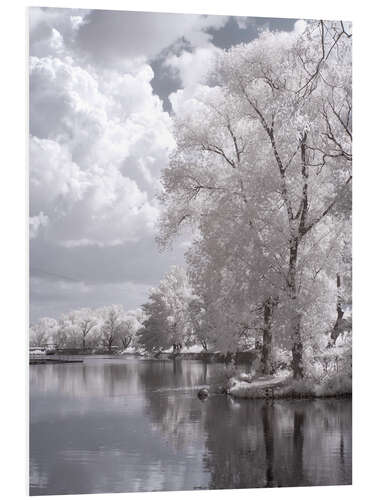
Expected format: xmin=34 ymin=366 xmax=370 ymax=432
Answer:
xmin=29 ymin=356 xmax=352 ymax=495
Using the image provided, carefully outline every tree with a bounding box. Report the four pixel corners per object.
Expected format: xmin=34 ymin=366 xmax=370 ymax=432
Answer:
xmin=118 ymin=310 xmax=143 ymax=350
xmin=57 ymin=314 xmax=80 ymax=348
xmin=99 ymin=305 xmax=125 ymax=353
xmin=158 ymin=21 xmax=352 ymax=378
xmin=137 ymin=289 xmax=175 ymax=353
xmin=186 ymin=297 xmax=210 ymax=351
xmin=137 ymin=267 xmax=195 ymax=353
xmin=67 ymin=308 xmax=97 ymax=349
xmin=52 ymin=320 xmax=69 ymax=349
xmin=327 ymin=224 xmax=352 ymax=346
xmin=185 ymin=197 xmax=285 ymax=368
xmin=29 ymin=317 xmax=58 ymax=347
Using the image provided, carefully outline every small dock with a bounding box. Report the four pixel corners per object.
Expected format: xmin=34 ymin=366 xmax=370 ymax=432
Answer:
xmin=29 ymin=355 xmax=84 ymax=365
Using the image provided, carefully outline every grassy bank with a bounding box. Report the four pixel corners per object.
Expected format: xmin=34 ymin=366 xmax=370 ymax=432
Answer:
xmin=226 ymin=372 xmax=352 ymax=399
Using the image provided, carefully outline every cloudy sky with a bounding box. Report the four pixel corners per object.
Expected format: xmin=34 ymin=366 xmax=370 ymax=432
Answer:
xmin=29 ymin=7 xmax=299 ymax=322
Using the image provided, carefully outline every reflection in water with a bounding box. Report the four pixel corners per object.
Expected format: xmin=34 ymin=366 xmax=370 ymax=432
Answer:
xmin=30 ymin=357 xmax=351 ymax=495
xmin=262 ymin=402 xmax=275 ymax=487
xmin=292 ymin=409 xmax=305 ymax=486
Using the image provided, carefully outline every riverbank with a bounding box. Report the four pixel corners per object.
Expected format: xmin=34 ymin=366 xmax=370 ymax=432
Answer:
xmin=226 ymin=372 xmax=352 ymax=399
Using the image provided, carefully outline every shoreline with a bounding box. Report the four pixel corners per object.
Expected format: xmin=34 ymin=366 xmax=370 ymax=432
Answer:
xmin=225 ymin=373 xmax=352 ymax=400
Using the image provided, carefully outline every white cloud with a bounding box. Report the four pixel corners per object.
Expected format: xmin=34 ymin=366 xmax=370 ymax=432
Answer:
xmin=30 ymin=212 xmax=49 ymax=239
xmin=29 ymin=53 xmax=175 ymax=247
xmin=29 ymin=137 xmax=85 ymax=215
xmin=29 ymin=7 xmax=89 ymax=59
xmin=169 ymin=83 xmax=223 ymax=117
xmin=28 ymin=8 xmax=230 ymax=252
xmin=294 ymin=19 xmax=308 ymax=35
xmin=235 ymin=16 xmax=256 ymax=30
xmin=164 ymin=44 xmax=222 ymax=90
xmin=29 ymin=135 xmax=162 ymax=246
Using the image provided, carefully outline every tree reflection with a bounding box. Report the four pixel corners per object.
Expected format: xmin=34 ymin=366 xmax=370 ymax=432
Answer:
xmin=202 ymin=398 xmax=267 ymax=489
xmin=292 ymin=409 xmax=305 ymax=485
xmin=262 ymin=401 xmax=275 ymax=487
xmin=135 ymin=362 xmax=351 ymax=490
xmin=137 ymin=360 xmax=212 ymax=452
xmin=30 ymin=360 xmax=351 ymax=494
xmin=201 ymin=398 xmax=352 ymax=489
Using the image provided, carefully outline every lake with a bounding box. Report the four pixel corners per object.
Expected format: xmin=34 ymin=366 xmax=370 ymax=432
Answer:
xmin=29 ymin=356 xmax=352 ymax=495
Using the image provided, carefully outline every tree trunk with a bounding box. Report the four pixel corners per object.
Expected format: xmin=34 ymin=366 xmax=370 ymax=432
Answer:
xmin=200 ymin=339 xmax=208 ymax=351
xmin=121 ymin=337 xmax=132 ymax=349
xmin=329 ymin=273 xmax=344 ymax=347
xmin=288 ymin=237 xmax=304 ymax=379
xmin=261 ymin=298 xmax=275 ymax=375
xmin=291 ymin=314 xmax=304 ymax=379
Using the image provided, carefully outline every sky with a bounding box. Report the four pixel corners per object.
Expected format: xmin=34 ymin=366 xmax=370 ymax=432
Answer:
xmin=29 ymin=7 xmax=299 ymax=322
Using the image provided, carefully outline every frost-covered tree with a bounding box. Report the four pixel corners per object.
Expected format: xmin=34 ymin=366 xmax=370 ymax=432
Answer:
xmin=186 ymin=203 xmax=282 ymax=370
xmin=186 ymin=297 xmax=210 ymax=351
xmin=55 ymin=314 xmax=80 ymax=348
xmin=65 ymin=308 xmax=98 ymax=349
xmin=98 ymin=305 xmax=125 ymax=352
xmin=137 ymin=267 xmax=196 ymax=353
xmin=29 ymin=317 xmax=58 ymax=347
xmin=159 ymin=266 xmax=196 ymax=346
xmin=158 ymin=21 xmax=352 ymax=378
xmin=118 ymin=309 xmax=144 ymax=350
xmin=52 ymin=320 xmax=69 ymax=349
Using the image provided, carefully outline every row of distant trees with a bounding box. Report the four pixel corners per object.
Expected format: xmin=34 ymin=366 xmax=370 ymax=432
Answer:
xmin=29 ymin=305 xmax=145 ymax=352
xmin=29 ymin=267 xmax=210 ymax=354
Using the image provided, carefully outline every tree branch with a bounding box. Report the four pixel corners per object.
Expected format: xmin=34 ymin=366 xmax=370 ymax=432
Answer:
xmin=302 ymin=175 xmax=352 ymax=235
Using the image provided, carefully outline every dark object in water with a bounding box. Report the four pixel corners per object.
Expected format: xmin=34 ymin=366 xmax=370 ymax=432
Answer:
xmin=197 ymin=388 xmax=209 ymax=400
xmin=217 ymin=386 xmax=227 ymax=395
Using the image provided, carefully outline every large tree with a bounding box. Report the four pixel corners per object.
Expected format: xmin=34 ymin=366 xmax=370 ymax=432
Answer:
xmin=158 ymin=21 xmax=351 ymax=378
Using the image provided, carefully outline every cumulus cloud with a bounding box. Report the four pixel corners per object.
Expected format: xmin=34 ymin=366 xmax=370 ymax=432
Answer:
xmin=29 ymin=7 xmax=88 ymax=58
xmin=29 ymin=135 xmax=163 ymax=246
xmin=29 ymin=52 xmax=175 ymax=245
xmin=164 ymin=44 xmax=222 ymax=90
xmin=169 ymin=82 xmax=223 ymax=118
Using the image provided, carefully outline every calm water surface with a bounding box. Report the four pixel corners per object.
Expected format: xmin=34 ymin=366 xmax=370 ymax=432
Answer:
xmin=30 ymin=356 xmax=352 ymax=495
